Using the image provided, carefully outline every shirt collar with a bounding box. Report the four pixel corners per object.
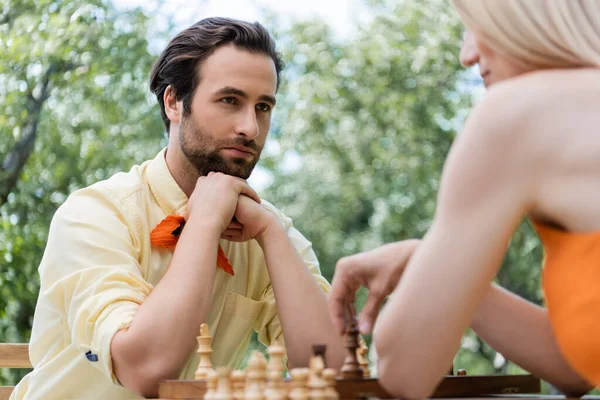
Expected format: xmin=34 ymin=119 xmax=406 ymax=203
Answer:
xmin=146 ymin=148 xmax=189 ymax=216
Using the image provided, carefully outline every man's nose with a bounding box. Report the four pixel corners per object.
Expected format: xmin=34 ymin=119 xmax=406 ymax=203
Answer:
xmin=236 ymin=107 xmax=259 ymax=139
xmin=459 ymin=31 xmax=479 ymax=67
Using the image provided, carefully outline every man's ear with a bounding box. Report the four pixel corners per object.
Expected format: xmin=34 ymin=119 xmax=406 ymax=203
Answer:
xmin=164 ymin=85 xmax=181 ymax=125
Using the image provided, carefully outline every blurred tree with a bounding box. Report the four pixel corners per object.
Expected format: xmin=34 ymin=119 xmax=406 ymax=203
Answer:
xmin=263 ymin=0 xmax=543 ymax=374
xmin=0 ymin=0 xmax=164 ymax=384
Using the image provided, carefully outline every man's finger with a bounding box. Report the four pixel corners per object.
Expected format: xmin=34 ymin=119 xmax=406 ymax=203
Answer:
xmin=222 ymin=228 xmax=242 ymax=236
xmin=227 ymin=221 xmax=243 ymax=229
xmin=238 ymin=182 xmax=261 ymax=203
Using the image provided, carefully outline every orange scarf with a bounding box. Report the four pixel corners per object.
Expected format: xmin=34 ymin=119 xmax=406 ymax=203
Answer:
xmin=150 ymin=215 xmax=234 ymax=276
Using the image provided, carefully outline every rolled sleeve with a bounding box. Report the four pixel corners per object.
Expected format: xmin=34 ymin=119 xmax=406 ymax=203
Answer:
xmin=40 ymin=185 xmax=153 ymax=382
xmin=87 ymin=298 xmax=139 ymax=382
xmin=68 ymin=269 xmax=151 ymax=382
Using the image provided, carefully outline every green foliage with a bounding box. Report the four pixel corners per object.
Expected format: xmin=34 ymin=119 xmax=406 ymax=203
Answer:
xmin=0 ymin=0 xmax=164 ymax=384
xmin=265 ymin=0 xmax=467 ymax=279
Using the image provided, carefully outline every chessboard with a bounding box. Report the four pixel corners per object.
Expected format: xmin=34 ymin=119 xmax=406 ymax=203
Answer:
xmin=158 ymin=322 xmax=541 ymax=400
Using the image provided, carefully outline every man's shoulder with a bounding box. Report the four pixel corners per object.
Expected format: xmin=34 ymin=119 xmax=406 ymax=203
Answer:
xmin=55 ymin=160 xmax=152 ymax=225
xmin=94 ymin=161 xmax=151 ymax=200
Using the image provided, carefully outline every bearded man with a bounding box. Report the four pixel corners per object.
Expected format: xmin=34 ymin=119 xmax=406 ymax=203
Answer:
xmin=12 ymin=17 xmax=345 ymax=400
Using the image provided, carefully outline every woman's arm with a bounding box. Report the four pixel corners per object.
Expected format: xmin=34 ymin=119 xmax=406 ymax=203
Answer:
xmin=473 ymin=284 xmax=593 ymax=395
xmin=373 ymin=86 xmax=539 ymax=399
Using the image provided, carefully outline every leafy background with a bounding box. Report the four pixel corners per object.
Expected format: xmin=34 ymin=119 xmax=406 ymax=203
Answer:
xmin=1 ymin=0 xmax=551 ymax=391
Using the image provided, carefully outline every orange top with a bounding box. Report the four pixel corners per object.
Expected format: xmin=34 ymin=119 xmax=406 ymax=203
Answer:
xmin=533 ymin=221 xmax=600 ymax=386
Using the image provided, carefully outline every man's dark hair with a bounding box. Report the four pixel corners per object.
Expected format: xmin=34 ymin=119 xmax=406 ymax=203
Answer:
xmin=149 ymin=17 xmax=285 ymax=132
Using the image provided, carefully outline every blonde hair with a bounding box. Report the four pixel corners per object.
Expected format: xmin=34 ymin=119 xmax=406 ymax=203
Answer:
xmin=451 ymin=0 xmax=600 ymax=68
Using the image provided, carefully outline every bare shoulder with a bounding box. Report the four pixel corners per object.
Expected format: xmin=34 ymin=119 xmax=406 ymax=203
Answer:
xmin=482 ymin=68 xmax=600 ymax=119
xmin=463 ymin=68 xmax=600 ymax=151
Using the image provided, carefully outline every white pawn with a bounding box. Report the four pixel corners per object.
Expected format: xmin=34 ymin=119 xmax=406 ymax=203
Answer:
xmin=266 ymin=340 xmax=286 ymax=400
xmin=322 ymin=369 xmax=339 ymax=400
xmin=245 ymin=351 xmax=267 ymax=400
xmin=267 ymin=340 xmax=285 ymax=377
xmin=214 ymin=367 xmax=233 ymax=400
xmin=289 ymin=368 xmax=310 ymax=400
xmin=309 ymin=356 xmax=327 ymax=400
xmin=265 ymin=369 xmax=285 ymax=400
xmin=195 ymin=323 xmax=213 ymax=380
xmin=205 ymin=369 xmax=219 ymax=400
xmin=231 ymin=370 xmax=246 ymax=400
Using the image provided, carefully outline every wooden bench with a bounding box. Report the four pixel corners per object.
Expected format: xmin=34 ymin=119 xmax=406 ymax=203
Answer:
xmin=0 ymin=344 xmax=32 ymax=400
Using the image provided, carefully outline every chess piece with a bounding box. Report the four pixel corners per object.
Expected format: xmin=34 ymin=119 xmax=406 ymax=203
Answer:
xmin=308 ymin=356 xmax=327 ymax=400
xmin=214 ymin=367 xmax=233 ymax=400
xmin=231 ymin=370 xmax=246 ymax=400
xmin=340 ymin=319 xmax=363 ymax=379
xmin=356 ymin=340 xmax=370 ymax=378
xmin=289 ymin=368 xmax=310 ymax=400
xmin=309 ymin=354 xmax=324 ymax=376
xmin=266 ymin=341 xmax=286 ymax=400
xmin=267 ymin=340 xmax=286 ymax=379
xmin=312 ymin=344 xmax=327 ymax=368
xmin=265 ymin=369 xmax=286 ymax=400
xmin=322 ymin=369 xmax=340 ymax=400
xmin=205 ymin=369 xmax=219 ymax=400
xmin=245 ymin=351 xmax=267 ymax=400
xmin=308 ymin=354 xmax=325 ymax=393
xmin=195 ymin=323 xmax=213 ymax=380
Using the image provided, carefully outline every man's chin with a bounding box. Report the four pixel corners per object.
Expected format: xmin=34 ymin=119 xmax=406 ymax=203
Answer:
xmin=226 ymin=170 xmax=251 ymax=179
xmin=206 ymin=165 xmax=253 ymax=180
xmin=226 ymin=158 xmax=256 ymax=179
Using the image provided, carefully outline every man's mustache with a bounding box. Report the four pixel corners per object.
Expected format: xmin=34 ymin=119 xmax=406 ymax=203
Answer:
xmin=219 ymin=138 xmax=261 ymax=153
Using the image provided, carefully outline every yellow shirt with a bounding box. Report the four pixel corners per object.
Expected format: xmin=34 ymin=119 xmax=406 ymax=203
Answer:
xmin=11 ymin=149 xmax=330 ymax=400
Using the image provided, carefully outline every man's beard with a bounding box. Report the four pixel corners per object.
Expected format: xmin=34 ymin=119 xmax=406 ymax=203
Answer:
xmin=179 ymin=114 xmax=262 ymax=179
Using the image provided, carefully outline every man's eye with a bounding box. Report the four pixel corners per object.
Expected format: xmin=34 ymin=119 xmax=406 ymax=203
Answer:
xmin=256 ymin=103 xmax=271 ymax=113
xmin=221 ymin=97 xmax=236 ymax=104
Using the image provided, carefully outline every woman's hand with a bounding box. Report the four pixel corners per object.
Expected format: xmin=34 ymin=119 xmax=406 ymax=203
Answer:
xmin=328 ymin=239 xmax=420 ymax=335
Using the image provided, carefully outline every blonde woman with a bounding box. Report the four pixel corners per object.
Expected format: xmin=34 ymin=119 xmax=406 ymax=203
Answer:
xmin=328 ymin=1 xmax=600 ymax=398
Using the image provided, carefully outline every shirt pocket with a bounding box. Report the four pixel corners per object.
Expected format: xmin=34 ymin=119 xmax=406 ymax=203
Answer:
xmin=223 ymin=291 xmax=263 ymax=321
xmin=211 ymin=291 xmax=265 ymax=368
